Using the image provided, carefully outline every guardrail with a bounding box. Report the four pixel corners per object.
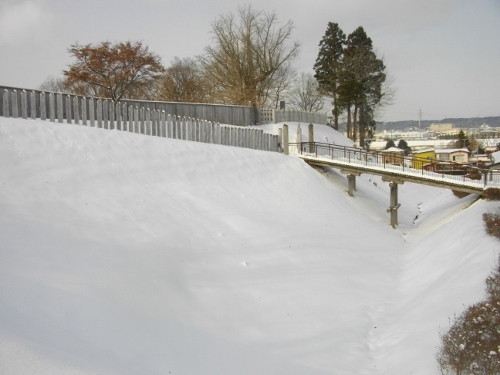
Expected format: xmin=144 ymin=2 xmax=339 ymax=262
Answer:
xmin=290 ymin=142 xmax=500 ymax=189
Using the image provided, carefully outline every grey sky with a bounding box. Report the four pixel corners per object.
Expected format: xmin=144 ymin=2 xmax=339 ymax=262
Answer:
xmin=1 ymin=0 xmax=499 ymax=122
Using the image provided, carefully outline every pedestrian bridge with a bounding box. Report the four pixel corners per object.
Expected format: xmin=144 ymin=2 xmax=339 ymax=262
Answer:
xmin=288 ymin=142 xmax=500 ymax=228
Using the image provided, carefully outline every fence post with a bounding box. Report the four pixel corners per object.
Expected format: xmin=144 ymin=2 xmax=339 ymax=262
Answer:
xmin=40 ymin=92 xmax=46 ymax=120
xmin=221 ymin=126 xmax=227 ymax=145
xmin=159 ymin=110 xmax=164 ymax=137
xmin=283 ymin=124 xmax=289 ymax=155
xmin=128 ymin=105 xmax=134 ymax=132
xmin=151 ymin=109 xmax=156 ymax=136
xmin=214 ymin=123 xmax=220 ymax=144
xmin=145 ymin=108 xmax=150 ymax=135
xmin=81 ymin=97 xmax=87 ymax=126
xmin=73 ymin=96 xmax=80 ymax=124
xmin=172 ymin=115 xmax=177 ymax=138
xmin=64 ymin=95 xmax=71 ymax=124
xmin=209 ymin=122 xmax=215 ymax=144
xmin=109 ymin=101 xmax=115 ymax=130
xmin=309 ymin=123 xmax=314 ymax=142
xmin=20 ymin=90 xmax=28 ymax=119
xmin=96 ymin=100 xmax=103 ymax=128
xmin=134 ymin=106 xmax=139 ymax=133
xmin=30 ymin=91 xmax=36 ymax=119
xmin=139 ymin=107 xmax=145 ymax=134
xmin=166 ymin=114 xmax=172 ymax=138
xmin=50 ymin=93 xmax=56 ymax=123
xmin=150 ymin=109 xmax=155 ymax=136
xmin=156 ymin=109 xmax=161 ymax=136
xmin=177 ymin=116 xmax=182 ymax=139
xmin=232 ymin=127 xmax=237 ymax=147
xmin=182 ymin=117 xmax=187 ymax=140
xmin=11 ymin=90 xmax=18 ymax=118
xmin=196 ymin=119 xmax=202 ymax=142
xmin=56 ymin=93 xmax=63 ymax=123
xmin=3 ymin=89 xmax=10 ymax=117
xmin=89 ymin=98 xmax=96 ymax=127
xmin=206 ymin=120 xmax=211 ymax=143
xmin=122 ymin=103 xmax=128 ymax=131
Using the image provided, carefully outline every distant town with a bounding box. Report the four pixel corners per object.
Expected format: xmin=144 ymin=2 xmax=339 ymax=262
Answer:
xmin=337 ymin=116 xmax=500 ymax=172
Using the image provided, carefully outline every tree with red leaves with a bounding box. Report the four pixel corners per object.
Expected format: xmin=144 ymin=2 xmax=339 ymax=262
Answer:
xmin=64 ymin=41 xmax=165 ymax=102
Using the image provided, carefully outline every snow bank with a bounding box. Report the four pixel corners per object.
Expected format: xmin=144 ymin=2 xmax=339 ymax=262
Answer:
xmin=0 ymin=118 xmax=498 ymax=374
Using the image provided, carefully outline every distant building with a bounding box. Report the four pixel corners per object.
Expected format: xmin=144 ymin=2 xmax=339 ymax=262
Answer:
xmin=411 ymin=149 xmax=436 ymax=169
xmin=429 ymin=123 xmax=454 ymax=132
xmin=435 ymin=148 xmax=470 ymax=163
xmin=380 ymin=147 xmax=405 ymax=165
xmin=488 ymin=151 xmax=500 ymax=170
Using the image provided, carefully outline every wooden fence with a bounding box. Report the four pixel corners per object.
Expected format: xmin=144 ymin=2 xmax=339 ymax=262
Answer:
xmin=0 ymin=85 xmax=253 ymax=126
xmin=0 ymin=87 xmax=280 ymax=152
xmin=258 ymin=108 xmax=328 ymax=125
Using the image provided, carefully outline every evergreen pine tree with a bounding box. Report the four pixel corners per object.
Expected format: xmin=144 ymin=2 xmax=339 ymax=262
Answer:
xmin=339 ymin=27 xmax=385 ymax=147
xmin=313 ymin=22 xmax=346 ymax=131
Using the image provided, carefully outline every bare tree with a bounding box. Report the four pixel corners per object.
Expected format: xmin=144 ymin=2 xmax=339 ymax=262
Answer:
xmin=156 ymin=57 xmax=211 ymax=103
xmin=199 ymin=4 xmax=300 ymax=108
xmin=287 ymin=72 xmax=325 ymax=112
xmin=38 ymin=75 xmax=68 ymax=93
xmin=261 ymin=64 xmax=296 ymax=109
xmin=64 ymin=41 xmax=165 ymax=102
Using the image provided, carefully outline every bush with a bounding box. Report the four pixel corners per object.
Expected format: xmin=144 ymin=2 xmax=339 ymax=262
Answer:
xmin=437 ymin=257 xmax=500 ymax=375
xmin=484 ymin=214 xmax=500 ymax=240
xmin=484 ymin=189 xmax=500 ymax=201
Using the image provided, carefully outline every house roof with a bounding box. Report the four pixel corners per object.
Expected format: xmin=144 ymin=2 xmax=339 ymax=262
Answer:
xmin=412 ymin=148 xmax=435 ymax=154
xmin=435 ymin=148 xmax=470 ymax=154
xmin=381 ymin=147 xmax=405 ymax=153
xmin=490 ymin=151 xmax=500 ymax=164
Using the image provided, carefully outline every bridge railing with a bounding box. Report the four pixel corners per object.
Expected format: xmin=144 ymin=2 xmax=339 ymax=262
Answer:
xmin=290 ymin=142 xmax=500 ymax=189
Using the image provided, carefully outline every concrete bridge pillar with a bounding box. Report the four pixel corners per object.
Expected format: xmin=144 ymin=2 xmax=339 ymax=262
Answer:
xmin=347 ymin=174 xmax=356 ymax=197
xmin=341 ymin=168 xmax=361 ymax=197
xmin=383 ymin=176 xmax=404 ymax=228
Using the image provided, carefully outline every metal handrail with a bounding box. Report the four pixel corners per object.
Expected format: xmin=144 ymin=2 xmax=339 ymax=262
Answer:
xmin=289 ymin=142 xmax=500 ymax=189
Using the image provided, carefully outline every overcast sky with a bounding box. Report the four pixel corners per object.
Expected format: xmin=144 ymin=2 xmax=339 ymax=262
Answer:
xmin=1 ymin=0 xmax=499 ymax=122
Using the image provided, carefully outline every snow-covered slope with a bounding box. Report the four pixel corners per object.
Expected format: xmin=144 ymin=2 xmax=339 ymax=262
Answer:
xmin=0 ymin=118 xmax=498 ymax=374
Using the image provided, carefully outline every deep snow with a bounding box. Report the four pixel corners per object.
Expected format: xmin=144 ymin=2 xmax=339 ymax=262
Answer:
xmin=0 ymin=117 xmax=498 ymax=374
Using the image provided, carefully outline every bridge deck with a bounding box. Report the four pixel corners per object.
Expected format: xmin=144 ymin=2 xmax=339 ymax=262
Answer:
xmin=290 ymin=143 xmax=500 ymax=195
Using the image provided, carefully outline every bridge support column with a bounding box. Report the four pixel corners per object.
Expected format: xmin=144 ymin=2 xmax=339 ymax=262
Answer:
xmin=341 ymin=168 xmax=361 ymax=197
xmin=347 ymin=174 xmax=356 ymax=197
xmin=383 ymin=176 xmax=404 ymax=229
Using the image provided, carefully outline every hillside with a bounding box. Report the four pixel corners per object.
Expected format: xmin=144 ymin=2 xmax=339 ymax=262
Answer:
xmin=0 ymin=118 xmax=498 ymax=374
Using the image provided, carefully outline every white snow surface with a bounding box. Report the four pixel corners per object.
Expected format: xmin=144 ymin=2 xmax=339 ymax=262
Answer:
xmin=0 ymin=118 xmax=498 ymax=374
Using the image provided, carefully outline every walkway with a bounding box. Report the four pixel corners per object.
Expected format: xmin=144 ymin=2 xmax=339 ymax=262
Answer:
xmin=288 ymin=142 xmax=500 ymax=228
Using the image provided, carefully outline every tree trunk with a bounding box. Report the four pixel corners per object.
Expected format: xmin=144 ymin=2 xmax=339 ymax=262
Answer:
xmin=359 ymin=107 xmax=365 ymax=149
xmin=333 ymin=92 xmax=339 ymax=131
xmin=346 ymin=105 xmax=352 ymax=139
xmin=352 ymin=105 xmax=358 ymax=141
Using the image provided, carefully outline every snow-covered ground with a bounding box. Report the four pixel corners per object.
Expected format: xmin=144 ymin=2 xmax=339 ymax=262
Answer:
xmin=0 ymin=118 xmax=498 ymax=374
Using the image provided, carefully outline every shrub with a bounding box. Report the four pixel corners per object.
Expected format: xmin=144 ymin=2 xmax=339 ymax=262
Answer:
xmin=437 ymin=257 xmax=500 ymax=374
xmin=483 ymin=213 xmax=500 ymax=240
xmin=484 ymin=189 xmax=500 ymax=201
